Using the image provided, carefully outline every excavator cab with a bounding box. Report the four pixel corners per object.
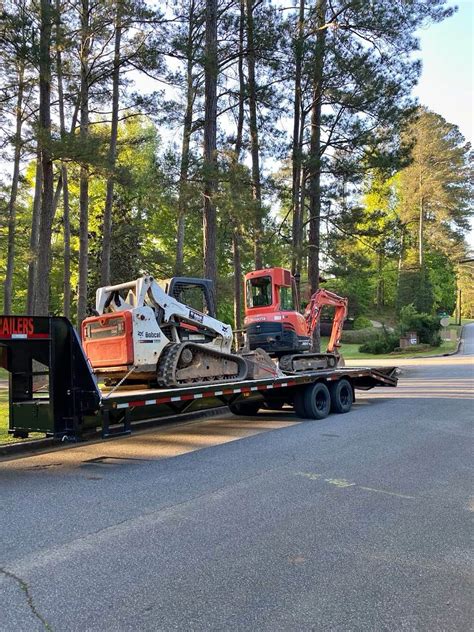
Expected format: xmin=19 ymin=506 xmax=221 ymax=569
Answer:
xmin=244 ymin=268 xmax=311 ymax=356
xmin=244 ymin=267 xmax=348 ymax=370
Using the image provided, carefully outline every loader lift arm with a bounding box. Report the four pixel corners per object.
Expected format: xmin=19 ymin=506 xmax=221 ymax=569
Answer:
xmin=304 ymin=289 xmax=348 ymax=353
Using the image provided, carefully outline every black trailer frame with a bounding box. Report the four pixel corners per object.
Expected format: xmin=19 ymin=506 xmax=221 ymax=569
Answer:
xmin=0 ymin=316 xmax=397 ymax=441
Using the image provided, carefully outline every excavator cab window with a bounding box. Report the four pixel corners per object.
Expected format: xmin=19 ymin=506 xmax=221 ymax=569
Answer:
xmin=279 ymin=285 xmax=295 ymax=311
xmin=247 ymin=276 xmax=272 ymax=308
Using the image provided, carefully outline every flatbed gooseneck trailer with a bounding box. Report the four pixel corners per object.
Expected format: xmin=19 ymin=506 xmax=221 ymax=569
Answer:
xmin=0 ymin=316 xmax=398 ymax=441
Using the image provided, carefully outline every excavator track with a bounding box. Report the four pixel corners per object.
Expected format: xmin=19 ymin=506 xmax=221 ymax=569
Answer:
xmin=279 ymin=352 xmax=340 ymax=373
xmin=156 ymin=342 xmax=248 ymax=388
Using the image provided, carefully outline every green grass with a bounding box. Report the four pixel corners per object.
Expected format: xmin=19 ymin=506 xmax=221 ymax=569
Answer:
xmin=0 ymin=389 xmax=13 ymax=443
xmin=0 ymin=368 xmax=7 ymax=380
xmin=324 ymin=337 xmax=459 ymax=360
xmin=448 ymin=317 xmax=474 ymax=327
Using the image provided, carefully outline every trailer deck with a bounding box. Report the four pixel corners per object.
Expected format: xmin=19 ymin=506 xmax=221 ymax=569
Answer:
xmin=0 ymin=315 xmax=397 ymax=442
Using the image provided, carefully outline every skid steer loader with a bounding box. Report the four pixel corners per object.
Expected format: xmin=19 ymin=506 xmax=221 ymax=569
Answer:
xmin=82 ymin=275 xmax=276 ymax=388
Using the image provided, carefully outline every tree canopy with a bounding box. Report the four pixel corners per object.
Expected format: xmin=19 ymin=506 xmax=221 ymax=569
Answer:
xmin=0 ymin=0 xmax=472 ymax=329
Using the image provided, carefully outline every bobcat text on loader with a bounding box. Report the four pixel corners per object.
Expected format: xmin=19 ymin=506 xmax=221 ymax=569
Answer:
xmin=0 ymin=275 xmax=398 ymax=443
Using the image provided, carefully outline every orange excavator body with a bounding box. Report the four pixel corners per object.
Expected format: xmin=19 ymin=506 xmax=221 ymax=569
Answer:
xmin=244 ymin=267 xmax=347 ymax=357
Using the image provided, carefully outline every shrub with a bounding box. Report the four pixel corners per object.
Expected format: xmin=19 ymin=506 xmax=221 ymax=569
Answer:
xmin=359 ymin=332 xmax=399 ymax=354
xmin=398 ymin=304 xmax=441 ymax=346
xmin=353 ymin=315 xmax=372 ymax=330
xmin=341 ymin=327 xmax=379 ymax=344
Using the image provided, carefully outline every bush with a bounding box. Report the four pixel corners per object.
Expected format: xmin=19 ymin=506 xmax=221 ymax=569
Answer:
xmin=341 ymin=327 xmax=379 ymax=344
xmin=359 ymin=332 xmax=399 ymax=354
xmin=353 ymin=315 xmax=372 ymax=330
xmin=398 ymin=304 xmax=441 ymax=346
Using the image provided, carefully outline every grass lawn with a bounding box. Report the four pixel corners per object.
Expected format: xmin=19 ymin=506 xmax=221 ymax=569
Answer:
xmin=323 ymin=337 xmax=459 ymax=360
xmin=0 ymin=389 xmax=13 ymax=443
xmin=448 ymin=318 xmax=474 ymax=327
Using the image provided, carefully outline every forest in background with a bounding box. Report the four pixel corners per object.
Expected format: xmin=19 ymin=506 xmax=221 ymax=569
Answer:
xmin=0 ymin=0 xmax=473 ymax=339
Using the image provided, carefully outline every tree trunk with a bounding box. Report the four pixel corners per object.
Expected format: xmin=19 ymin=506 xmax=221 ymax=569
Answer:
xmin=307 ymin=0 xmax=327 ymax=350
xmin=3 ymin=63 xmax=25 ymax=313
xmin=77 ymin=0 xmax=90 ymax=326
xmin=299 ymin=163 xmax=307 ymax=294
xmin=291 ymin=0 xmax=305 ymax=279
xmin=62 ymin=167 xmax=71 ymax=317
xmin=232 ymin=231 xmax=242 ymax=333
xmin=35 ymin=0 xmax=54 ymax=316
xmin=418 ymin=171 xmax=424 ymax=268
xmin=100 ymin=5 xmax=122 ymax=285
xmin=245 ymin=0 xmax=263 ymax=269
xmin=231 ymin=0 xmax=246 ymax=331
xmin=203 ymin=0 xmax=218 ymax=303
xmin=175 ymin=0 xmax=196 ymax=276
xmin=376 ymin=249 xmax=384 ymax=309
xmin=26 ymin=149 xmax=42 ymax=314
xmin=55 ymin=0 xmax=71 ymax=317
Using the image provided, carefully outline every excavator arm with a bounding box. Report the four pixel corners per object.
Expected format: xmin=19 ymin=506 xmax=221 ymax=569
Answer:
xmin=303 ymin=289 xmax=348 ymax=354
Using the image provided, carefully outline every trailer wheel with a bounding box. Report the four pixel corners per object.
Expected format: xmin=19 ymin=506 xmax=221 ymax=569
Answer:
xmin=293 ymin=382 xmax=330 ymax=420
xmin=293 ymin=389 xmax=308 ymax=418
xmin=229 ymin=401 xmax=260 ymax=416
xmin=329 ymin=378 xmax=353 ymax=414
xmin=304 ymin=382 xmax=331 ymax=419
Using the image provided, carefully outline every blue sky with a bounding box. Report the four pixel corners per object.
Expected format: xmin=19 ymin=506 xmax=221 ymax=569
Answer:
xmin=414 ymin=1 xmax=473 ymax=246
xmin=414 ymin=0 xmax=473 ymax=143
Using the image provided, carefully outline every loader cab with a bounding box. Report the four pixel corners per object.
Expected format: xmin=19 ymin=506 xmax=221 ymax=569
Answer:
xmin=159 ymin=277 xmax=216 ymax=318
xmin=244 ymin=268 xmax=310 ymax=356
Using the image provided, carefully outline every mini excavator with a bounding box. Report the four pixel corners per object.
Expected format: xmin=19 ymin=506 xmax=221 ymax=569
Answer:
xmin=243 ymin=267 xmax=348 ymax=371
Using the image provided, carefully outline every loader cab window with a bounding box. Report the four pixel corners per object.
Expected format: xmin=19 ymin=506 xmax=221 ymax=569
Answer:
xmin=247 ymin=276 xmax=272 ymax=308
xmin=169 ymin=280 xmax=216 ymax=317
xmin=279 ymin=285 xmax=295 ymax=311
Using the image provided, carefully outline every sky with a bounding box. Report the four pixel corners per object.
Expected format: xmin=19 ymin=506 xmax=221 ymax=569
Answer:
xmin=413 ymin=0 xmax=473 ymax=247
xmin=414 ymin=0 xmax=473 ymax=144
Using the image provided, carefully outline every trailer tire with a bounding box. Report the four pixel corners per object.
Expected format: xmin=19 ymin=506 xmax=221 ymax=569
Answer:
xmin=293 ymin=389 xmax=308 ymax=418
xmin=304 ymin=382 xmax=331 ymax=419
xmin=229 ymin=401 xmax=260 ymax=416
xmin=329 ymin=378 xmax=353 ymax=414
xmin=293 ymin=382 xmax=330 ymax=420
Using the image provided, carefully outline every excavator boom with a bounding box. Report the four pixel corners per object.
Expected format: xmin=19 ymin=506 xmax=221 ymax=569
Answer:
xmin=304 ymin=289 xmax=348 ymax=353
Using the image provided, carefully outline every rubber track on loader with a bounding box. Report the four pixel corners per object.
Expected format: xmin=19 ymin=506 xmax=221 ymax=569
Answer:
xmin=156 ymin=342 xmax=248 ymax=388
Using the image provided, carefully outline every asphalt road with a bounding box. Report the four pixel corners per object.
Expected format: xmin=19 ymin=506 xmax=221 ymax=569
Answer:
xmin=1 ymin=326 xmax=473 ymax=631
